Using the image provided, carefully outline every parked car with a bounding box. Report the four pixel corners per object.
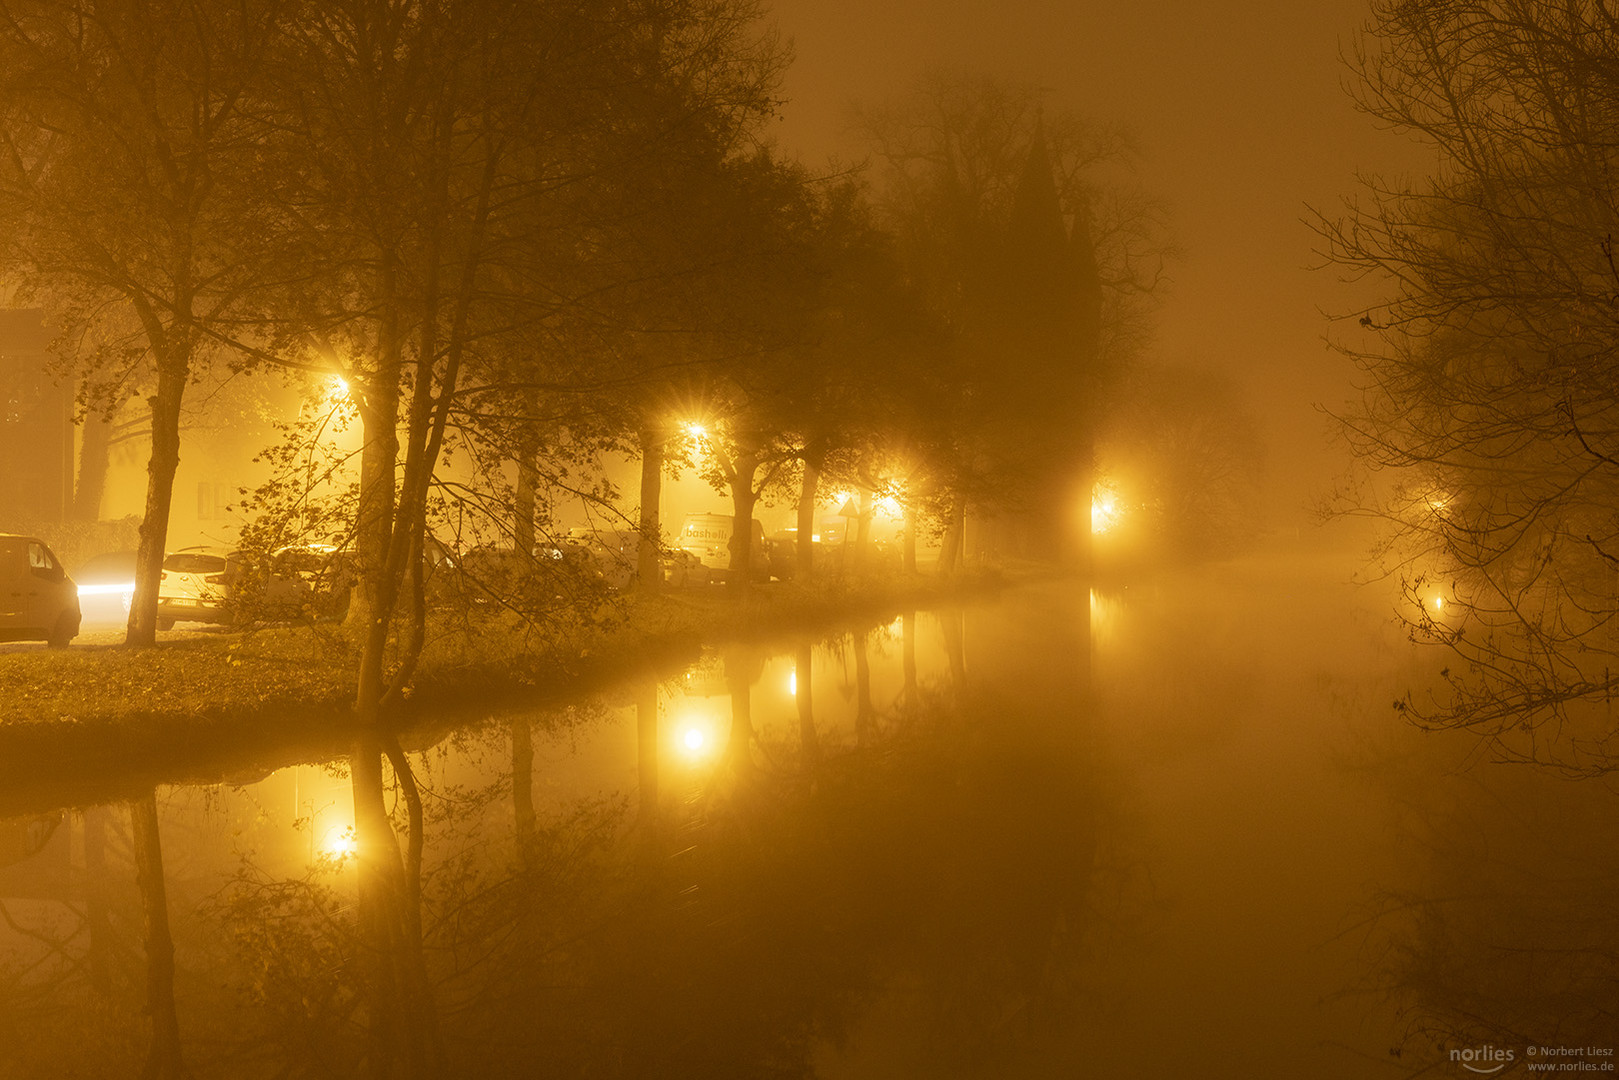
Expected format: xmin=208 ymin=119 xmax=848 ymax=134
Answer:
xmin=0 ymin=534 xmax=80 ymax=647
xmin=452 ymin=542 xmax=589 ymax=608
xmin=157 ymin=544 xmax=357 ymax=628
xmin=252 ymin=544 xmax=357 ymax=622
xmin=661 ymin=548 xmax=708 ymax=587
xmin=677 ymin=513 xmax=769 ymax=583
xmin=562 ymin=527 xmax=637 ymax=590
xmin=73 ymin=549 xmax=137 ymax=626
xmin=155 ymin=547 xmax=240 ymax=628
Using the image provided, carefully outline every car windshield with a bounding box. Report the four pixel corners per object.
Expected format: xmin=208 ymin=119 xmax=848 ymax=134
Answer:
xmin=163 ymin=552 xmax=227 ymax=575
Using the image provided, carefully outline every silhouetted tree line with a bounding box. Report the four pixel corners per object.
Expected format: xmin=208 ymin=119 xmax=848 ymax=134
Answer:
xmin=0 ymin=0 xmax=1151 ymax=654
xmin=0 ymin=9 xmax=1142 ymax=1068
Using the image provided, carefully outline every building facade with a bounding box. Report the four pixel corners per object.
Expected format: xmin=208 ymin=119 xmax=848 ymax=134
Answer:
xmin=0 ymin=310 xmax=72 ymax=525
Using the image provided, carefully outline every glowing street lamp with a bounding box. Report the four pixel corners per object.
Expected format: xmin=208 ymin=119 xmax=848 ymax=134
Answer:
xmin=1092 ymin=481 xmax=1121 ymax=534
xmin=674 ymin=709 xmax=718 ymax=764
xmin=321 ymin=825 xmax=357 ymax=860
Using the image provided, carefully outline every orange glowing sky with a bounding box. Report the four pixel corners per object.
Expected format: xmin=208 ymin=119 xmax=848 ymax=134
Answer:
xmin=765 ymin=0 xmax=1434 ymax=515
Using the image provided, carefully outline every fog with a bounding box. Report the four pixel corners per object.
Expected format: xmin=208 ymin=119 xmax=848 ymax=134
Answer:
xmin=4 ymin=556 xmax=1611 ymax=1075
xmin=0 ymin=0 xmax=1614 ymax=1076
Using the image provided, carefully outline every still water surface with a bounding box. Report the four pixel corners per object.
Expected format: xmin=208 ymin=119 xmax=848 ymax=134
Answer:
xmin=1 ymin=555 xmax=1614 ymax=1077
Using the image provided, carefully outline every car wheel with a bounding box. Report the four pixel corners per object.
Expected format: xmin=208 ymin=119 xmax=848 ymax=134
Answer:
xmin=157 ymin=617 xmax=175 ymax=632
xmin=46 ymin=613 xmax=77 ymax=649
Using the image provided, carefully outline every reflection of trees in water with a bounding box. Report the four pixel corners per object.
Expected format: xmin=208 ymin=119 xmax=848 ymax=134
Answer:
xmin=1359 ymin=751 xmax=1619 ymax=1060
xmin=797 ymin=642 xmax=820 ymax=767
xmin=130 ymin=790 xmax=184 ymax=1079
xmin=0 ymin=614 xmax=1115 ymax=1079
xmin=203 ymin=851 xmax=361 ymax=1074
xmin=478 ymin=651 xmax=1103 ymax=1077
xmin=0 ymin=801 xmax=188 ymax=1079
xmin=815 ymin=729 xmax=1102 ymax=1074
xmin=352 ymin=734 xmax=442 ymax=1077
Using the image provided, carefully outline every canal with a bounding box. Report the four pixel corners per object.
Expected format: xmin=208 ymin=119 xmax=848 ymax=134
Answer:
xmin=1 ymin=552 xmax=1613 ymax=1077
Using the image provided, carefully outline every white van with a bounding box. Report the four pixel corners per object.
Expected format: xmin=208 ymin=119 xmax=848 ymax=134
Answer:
xmin=0 ymin=534 xmax=81 ymax=647
xmin=678 ymin=513 xmax=768 ymax=583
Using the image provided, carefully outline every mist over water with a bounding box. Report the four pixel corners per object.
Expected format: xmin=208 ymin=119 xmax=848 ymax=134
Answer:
xmin=1 ymin=552 xmax=1610 ymax=1076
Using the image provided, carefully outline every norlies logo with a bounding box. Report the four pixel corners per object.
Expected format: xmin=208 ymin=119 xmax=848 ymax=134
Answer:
xmin=1452 ymin=1045 xmax=1516 ymax=1074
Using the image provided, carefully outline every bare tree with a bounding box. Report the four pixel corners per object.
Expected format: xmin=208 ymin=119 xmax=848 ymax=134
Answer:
xmin=0 ymin=0 xmax=284 ymax=646
xmin=1317 ymin=0 xmax=1619 ymax=773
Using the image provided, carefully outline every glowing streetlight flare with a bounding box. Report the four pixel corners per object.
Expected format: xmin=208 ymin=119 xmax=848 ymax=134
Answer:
xmin=321 ymin=826 xmax=357 ymax=859
xmin=1092 ymin=482 xmax=1121 ymax=534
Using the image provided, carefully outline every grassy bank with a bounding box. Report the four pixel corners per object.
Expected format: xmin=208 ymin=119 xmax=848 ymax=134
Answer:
xmin=0 ymin=570 xmax=1012 ymax=812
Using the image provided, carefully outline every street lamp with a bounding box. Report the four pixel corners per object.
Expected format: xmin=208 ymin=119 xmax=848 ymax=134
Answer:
xmin=1091 ymin=481 xmax=1121 ymax=534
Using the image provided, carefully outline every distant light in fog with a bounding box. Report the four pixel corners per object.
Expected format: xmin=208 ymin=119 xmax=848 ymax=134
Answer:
xmin=788 ymin=671 xmax=797 ymax=696
xmin=678 ymin=726 xmax=710 ymax=760
xmin=1092 ymin=482 xmax=1121 ymax=534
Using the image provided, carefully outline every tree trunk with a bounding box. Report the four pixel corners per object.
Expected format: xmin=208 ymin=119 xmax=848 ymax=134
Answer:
xmin=940 ymin=495 xmax=965 ymax=577
xmin=902 ymin=504 xmax=918 ymax=574
xmin=131 ymin=791 xmax=183 ymax=1080
xmin=513 ymin=451 xmax=537 ymax=561
xmin=353 ymin=324 xmax=404 ymax=728
xmin=853 ymin=491 xmax=872 ymax=574
xmin=126 ymin=357 xmax=188 ymax=648
xmin=797 ymin=450 xmax=822 ymax=580
xmin=74 ymin=401 xmax=112 ymax=522
xmin=727 ymin=457 xmax=758 ymax=602
xmin=638 ymin=426 xmax=664 ymax=593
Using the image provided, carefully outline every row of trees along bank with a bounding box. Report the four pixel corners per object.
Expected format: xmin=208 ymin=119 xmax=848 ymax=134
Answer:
xmin=0 ymin=4 xmax=1159 ymax=1072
